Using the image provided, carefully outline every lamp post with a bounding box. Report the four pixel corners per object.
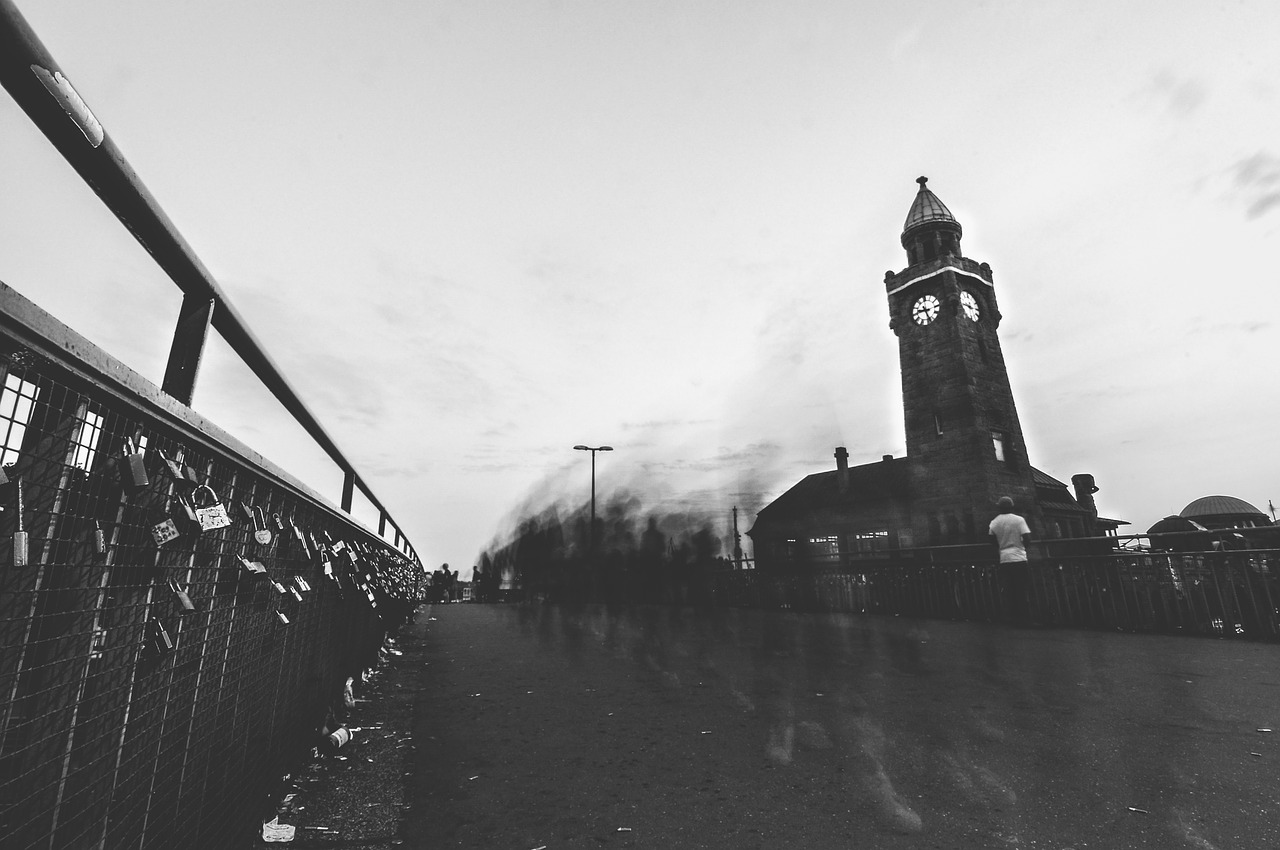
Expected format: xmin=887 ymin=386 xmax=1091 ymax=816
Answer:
xmin=573 ymin=445 xmax=612 ymax=559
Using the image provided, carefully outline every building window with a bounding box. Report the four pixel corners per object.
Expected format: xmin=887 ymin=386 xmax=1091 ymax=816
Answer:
xmin=992 ymin=431 xmax=1006 ymax=462
xmin=71 ymin=410 xmax=105 ymax=471
xmin=0 ymin=374 xmax=39 ymax=466
xmin=809 ymin=536 xmax=839 ymax=558
xmin=849 ymin=530 xmax=889 ymax=558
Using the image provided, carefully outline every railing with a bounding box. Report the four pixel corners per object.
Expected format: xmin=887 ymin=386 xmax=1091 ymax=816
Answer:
xmin=0 ymin=0 xmax=415 ymax=553
xmin=0 ymin=3 xmax=429 ymax=847
xmin=0 ymin=287 xmax=423 ymax=849
xmin=716 ymin=535 xmax=1280 ymax=640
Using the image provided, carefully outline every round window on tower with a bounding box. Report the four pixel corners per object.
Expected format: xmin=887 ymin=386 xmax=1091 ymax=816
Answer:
xmin=912 ymin=294 xmax=940 ymax=325
xmin=961 ymin=291 xmax=980 ymax=322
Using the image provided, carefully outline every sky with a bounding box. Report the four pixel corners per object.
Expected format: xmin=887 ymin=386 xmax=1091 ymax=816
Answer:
xmin=2 ymin=1 xmax=1278 ymax=577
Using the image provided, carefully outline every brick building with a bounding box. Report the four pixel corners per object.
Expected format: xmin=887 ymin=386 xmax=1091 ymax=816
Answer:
xmin=748 ymin=178 xmax=1123 ymax=568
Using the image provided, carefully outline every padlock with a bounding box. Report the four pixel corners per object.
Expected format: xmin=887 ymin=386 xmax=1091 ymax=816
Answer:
xmin=173 ymin=494 xmax=200 ymax=533
xmin=151 ymin=513 xmax=180 ymax=547
xmin=93 ymin=520 xmax=107 ymax=555
xmin=155 ymin=449 xmax=192 ymax=491
xmin=236 ymin=555 xmax=267 ymax=578
xmin=145 ymin=617 xmax=174 ymax=655
xmin=252 ymin=507 xmax=272 ymax=545
xmin=292 ymin=521 xmax=310 ymax=558
xmin=273 ymin=513 xmax=285 ymax=533
xmin=293 ymin=576 xmax=310 ymax=593
xmin=119 ymin=438 xmax=149 ymax=490
xmin=289 ymin=584 xmax=303 ymax=603
xmin=237 ymin=501 xmax=255 ymax=524
xmin=13 ymin=476 xmax=28 ymax=567
xmin=191 ymin=485 xmax=232 ymax=532
xmin=275 ymin=609 xmax=291 ymax=626
xmin=169 ymin=579 xmax=196 ymax=615
xmin=175 ymin=451 xmax=201 ymax=487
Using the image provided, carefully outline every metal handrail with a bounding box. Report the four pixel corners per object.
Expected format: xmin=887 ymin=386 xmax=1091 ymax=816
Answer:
xmin=0 ymin=0 xmax=417 ymax=564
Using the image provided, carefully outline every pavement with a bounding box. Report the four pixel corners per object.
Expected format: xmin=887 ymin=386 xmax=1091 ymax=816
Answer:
xmin=263 ymin=602 xmax=1280 ymax=849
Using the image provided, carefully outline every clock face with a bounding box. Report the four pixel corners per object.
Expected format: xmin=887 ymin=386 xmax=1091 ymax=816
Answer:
xmin=961 ymin=291 xmax=980 ymax=322
xmin=912 ymin=294 xmax=940 ymax=325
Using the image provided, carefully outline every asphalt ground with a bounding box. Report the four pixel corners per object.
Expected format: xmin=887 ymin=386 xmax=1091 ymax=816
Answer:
xmin=267 ymin=602 xmax=1280 ymax=849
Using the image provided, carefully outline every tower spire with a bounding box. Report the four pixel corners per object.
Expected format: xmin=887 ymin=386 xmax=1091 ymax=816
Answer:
xmin=901 ymin=176 xmax=962 ymax=263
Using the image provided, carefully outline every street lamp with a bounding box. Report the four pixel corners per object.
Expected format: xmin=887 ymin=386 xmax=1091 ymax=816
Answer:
xmin=573 ymin=445 xmax=613 ymax=558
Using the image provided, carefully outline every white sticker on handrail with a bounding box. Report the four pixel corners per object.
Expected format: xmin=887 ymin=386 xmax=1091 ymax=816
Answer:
xmin=30 ymin=64 xmax=104 ymax=148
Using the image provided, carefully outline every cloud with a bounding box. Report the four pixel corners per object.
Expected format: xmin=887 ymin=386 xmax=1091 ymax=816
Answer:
xmin=619 ymin=417 xmax=714 ymax=431
xmin=1149 ymin=71 xmax=1208 ymax=116
xmin=1228 ymin=151 xmax=1280 ymax=219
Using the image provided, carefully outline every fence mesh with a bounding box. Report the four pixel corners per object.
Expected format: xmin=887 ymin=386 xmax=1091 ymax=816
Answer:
xmin=0 ymin=343 xmax=421 ymax=850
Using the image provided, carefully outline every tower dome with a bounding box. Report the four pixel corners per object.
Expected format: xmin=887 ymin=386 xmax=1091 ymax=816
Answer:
xmin=900 ymin=176 xmax=962 ymax=263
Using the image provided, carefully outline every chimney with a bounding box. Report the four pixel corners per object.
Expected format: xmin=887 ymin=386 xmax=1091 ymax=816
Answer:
xmin=1071 ymin=473 xmax=1099 ymax=515
xmin=834 ymin=447 xmax=849 ymax=494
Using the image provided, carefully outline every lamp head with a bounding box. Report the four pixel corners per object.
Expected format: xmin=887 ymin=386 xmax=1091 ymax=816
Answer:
xmin=573 ymin=445 xmax=589 ymax=451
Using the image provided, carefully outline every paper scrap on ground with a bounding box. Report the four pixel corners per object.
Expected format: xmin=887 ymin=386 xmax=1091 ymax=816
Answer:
xmin=262 ymin=817 xmax=296 ymax=842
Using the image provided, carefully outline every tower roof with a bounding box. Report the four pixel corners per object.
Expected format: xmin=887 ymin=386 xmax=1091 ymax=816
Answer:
xmin=902 ymin=176 xmax=961 ymax=237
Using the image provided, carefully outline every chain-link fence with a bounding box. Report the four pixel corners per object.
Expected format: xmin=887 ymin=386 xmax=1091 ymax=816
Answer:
xmin=0 ymin=304 xmax=422 ymax=850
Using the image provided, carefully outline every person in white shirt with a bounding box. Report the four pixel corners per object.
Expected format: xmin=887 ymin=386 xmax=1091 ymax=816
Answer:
xmin=989 ymin=496 xmax=1033 ymax=624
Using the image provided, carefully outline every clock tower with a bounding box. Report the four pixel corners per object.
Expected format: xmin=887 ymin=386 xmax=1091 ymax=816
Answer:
xmin=886 ymin=177 xmax=1040 ymax=544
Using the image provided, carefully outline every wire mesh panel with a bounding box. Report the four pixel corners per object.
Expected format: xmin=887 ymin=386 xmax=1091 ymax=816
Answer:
xmin=0 ymin=339 xmax=421 ymax=849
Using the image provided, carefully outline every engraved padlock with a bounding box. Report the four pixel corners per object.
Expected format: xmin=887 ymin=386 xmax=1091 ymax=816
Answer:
xmin=151 ymin=508 xmax=181 ymax=547
xmin=252 ymin=506 xmax=272 ymax=545
xmin=13 ymin=476 xmax=29 ymax=567
xmin=237 ymin=500 xmax=255 ymax=524
xmin=192 ymin=485 xmax=232 ymax=532
xmin=169 ymin=578 xmax=196 ymax=615
xmin=120 ymin=438 xmax=149 ymax=490
xmin=155 ymin=449 xmax=191 ymax=491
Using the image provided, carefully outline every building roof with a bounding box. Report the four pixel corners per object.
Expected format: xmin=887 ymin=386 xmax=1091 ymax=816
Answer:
xmin=902 ymin=176 xmax=960 ymax=236
xmin=751 ymin=457 xmax=911 ymax=527
xmin=1180 ymin=495 xmax=1266 ymax=520
xmin=1031 ymin=467 xmax=1087 ymax=511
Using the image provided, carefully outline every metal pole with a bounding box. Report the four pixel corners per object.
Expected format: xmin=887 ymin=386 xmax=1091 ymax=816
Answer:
xmin=590 ymin=449 xmax=596 ymax=556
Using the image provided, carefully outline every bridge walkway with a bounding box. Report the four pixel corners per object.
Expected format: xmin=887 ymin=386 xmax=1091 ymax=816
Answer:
xmin=277 ymin=603 xmax=1280 ymax=850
